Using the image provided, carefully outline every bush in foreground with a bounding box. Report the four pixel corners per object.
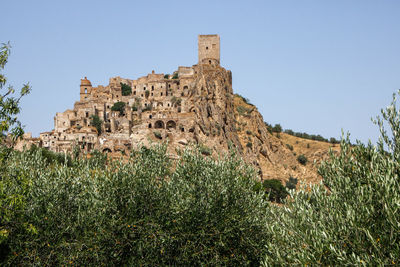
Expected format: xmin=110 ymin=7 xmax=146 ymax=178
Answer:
xmin=262 ymin=92 xmax=400 ymax=266
xmin=0 ymin=145 xmax=269 ymax=266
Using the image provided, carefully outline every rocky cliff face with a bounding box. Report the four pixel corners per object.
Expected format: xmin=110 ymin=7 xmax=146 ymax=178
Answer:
xmin=170 ymin=64 xmax=337 ymax=184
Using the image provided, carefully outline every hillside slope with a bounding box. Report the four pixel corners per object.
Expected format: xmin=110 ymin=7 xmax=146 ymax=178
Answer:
xmin=232 ymin=95 xmax=340 ymax=185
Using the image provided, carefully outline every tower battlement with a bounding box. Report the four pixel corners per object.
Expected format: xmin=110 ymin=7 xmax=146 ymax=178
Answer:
xmin=198 ymin=34 xmax=220 ymax=66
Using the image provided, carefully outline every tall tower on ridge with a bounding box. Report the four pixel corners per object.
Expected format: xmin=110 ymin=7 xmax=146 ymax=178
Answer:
xmin=198 ymin=34 xmax=220 ymax=66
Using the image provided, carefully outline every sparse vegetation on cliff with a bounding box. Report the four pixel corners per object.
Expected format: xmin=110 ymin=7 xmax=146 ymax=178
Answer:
xmin=111 ymin=101 xmax=126 ymax=115
xmin=120 ymin=82 xmax=132 ymax=96
xmin=90 ymin=114 xmax=102 ymax=134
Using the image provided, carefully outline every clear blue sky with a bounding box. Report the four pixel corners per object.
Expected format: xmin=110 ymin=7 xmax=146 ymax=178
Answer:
xmin=2 ymin=0 xmax=400 ymax=143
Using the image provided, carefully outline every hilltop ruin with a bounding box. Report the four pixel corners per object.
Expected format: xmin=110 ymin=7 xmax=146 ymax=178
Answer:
xmin=18 ymin=35 xmax=335 ymax=182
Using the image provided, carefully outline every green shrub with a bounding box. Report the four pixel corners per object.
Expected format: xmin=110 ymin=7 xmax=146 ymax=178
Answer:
xmin=297 ymin=154 xmax=308 ymax=165
xmin=164 ymin=74 xmax=169 ymax=79
xmin=172 ymin=73 xmax=178 ymax=79
xmin=199 ymin=144 xmax=212 ymax=155
xmin=272 ymin=124 xmax=282 ymax=133
xmin=286 ymin=144 xmax=293 ymax=151
xmin=285 ymin=176 xmax=298 ymax=190
xmin=330 ymin=137 xmax=339 ymax=144
xmin=262 ymin=91 xmax=400 ymax=265
xmin=262 ymin=179 xmax=288 ymax=203
xmin=0 ymin=145 xmax=269 ymax=266
xmin=246 ymin=142 xmax=253 ymax=148
xmin=111 ymin=101 xmax=126 ymax=115
xmin=90 ymin=114 xmax=102 ymax=134
xmin=120 ymin=82 xmax=132 ymax=96
xmin=246 ymin=130 xmax=252 ymax=135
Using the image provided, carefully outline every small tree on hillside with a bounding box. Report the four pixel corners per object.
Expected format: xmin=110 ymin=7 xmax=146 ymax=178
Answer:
xmin=272 ymin=124 xmax=282 ymax=133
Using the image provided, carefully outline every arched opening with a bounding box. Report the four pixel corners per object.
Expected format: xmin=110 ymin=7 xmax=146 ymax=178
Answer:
xmin=181 ymin=92 xmax=184 ymax=96
xmin=181 ymin=127 xmax=184 ymax=132
xmin=209 ymin=60 xmax=212 ymax=64
xmin=103 ymin=148 xmax=112 ymax=153
xmin=155 ymin=120 xmax=164 ymax=129
xmin=166 ymin=120 xmax=176 ymax=130
xmin=183 ymin=86 xmax=188 ymax=90
xmin=149 ymin=115 xmax=152 ymax=119
xmin=148 ymin=123 xmax=152 ymax=128
xmin=152 ymin=85 xmax=154 ymax=91
xmin=177 ymin=107 xmax=181 ymax=113
xmin=161 ymin=92 xmax=163 ymax=96
xmin=134 ymin=91 xmax=136 ymax=95
xmin=157 ymin=102 xmax=163 ymax=107
xmin=84 ymin=88 xmax=87 ymax=94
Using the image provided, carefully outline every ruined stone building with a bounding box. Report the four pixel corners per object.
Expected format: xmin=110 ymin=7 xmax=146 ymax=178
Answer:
xmin=21 ymin=35 xmax=239 ymax=155
xmin=17 ymin=34 xmax=333 ymax=182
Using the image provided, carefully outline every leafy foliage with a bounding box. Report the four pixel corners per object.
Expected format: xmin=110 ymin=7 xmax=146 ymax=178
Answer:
xmin=262 ymin=91 xmax=400 ymax=266
xmin=111 ymin=101 xmax=126 ymax=115
xmin=90 ymin=114 xmax=102 ymax=134
xmin=272 ymin=124 xmax=282 ymax=133
xmin=0 ymin=145 xmax=270 ymax=265
xmin=0 ymin=42 xmax=31 ymax=142
xmin=297 ymin=154 xmax=308 ymax=165
xmin=262 ymin=179 xmax=288 ymax=203
xmin=120 ymin=82 xmax=132 ymax=96
xmin=285 ymin=176 xmax=298 ymax=190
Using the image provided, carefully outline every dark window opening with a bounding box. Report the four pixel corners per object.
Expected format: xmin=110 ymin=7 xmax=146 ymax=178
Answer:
xmin=149 ymin=115 xmax=152 ymax=119
xmin=161 ymin=92 xmax=163 ymax=96
xmin=155 ymin=120 xmax=164 ymax=129
xmin=152 ymin=86 xmax=154 ymax=91
xmin=206 ymin=46 xmax=208 ymax=50
xmin=148 ymin=123 xmax=152 ymax=128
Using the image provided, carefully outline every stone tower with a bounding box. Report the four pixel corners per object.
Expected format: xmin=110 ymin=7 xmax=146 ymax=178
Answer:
xmin=198 ymin=34 xmax=220 ymax=66
xmin=80 ymin=77 xmax=92 ymax=101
